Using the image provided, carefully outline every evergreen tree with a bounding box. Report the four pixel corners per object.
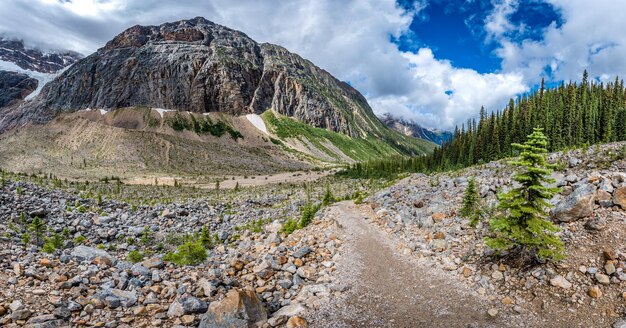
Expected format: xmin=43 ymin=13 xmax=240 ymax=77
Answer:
xmin=484 ymin=128 xmax=564 ymax=261
xmin=322 ymin=185 xmax=335 ymax=206
xmin=28 ymin=217 xmax=46 ymax=246
xmin=460 ymin=177 xmax=481 ymax=227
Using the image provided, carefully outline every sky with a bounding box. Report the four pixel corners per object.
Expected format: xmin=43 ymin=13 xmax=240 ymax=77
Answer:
xmin=0 ymin=0 xmax=624 ymax=131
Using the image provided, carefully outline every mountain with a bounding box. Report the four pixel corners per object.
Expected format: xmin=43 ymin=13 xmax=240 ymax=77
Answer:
xmin=0 ymin=71 xmax=38 ymax=107
xmin=0 ymin=18 xmax=435 ymax=177
xmin=0 ymin=38 xmax=82 ymax=106
xmin=0 ymin=38 xmax=82 ymax=73
xmin=380 ymin=113 xmax=453 ymax=145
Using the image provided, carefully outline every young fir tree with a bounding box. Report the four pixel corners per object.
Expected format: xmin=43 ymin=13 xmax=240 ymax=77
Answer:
xmin=322 ymin=185 xmax=335 ymax=206
xmin=28 ymin=217 xmax=47 ymax=246
xmin=460 ymin=177 xmax=481 ymax=227
xmin=485 ymin=128 xmax=565 ymax=261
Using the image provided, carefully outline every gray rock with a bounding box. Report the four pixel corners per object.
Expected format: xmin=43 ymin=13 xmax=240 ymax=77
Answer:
xmin=199 ymin=289 xmax=267 ymax=328
xmin=110 ymin=289 xmax=138 ymax=307
xmin=178 ymin=295 xmax=208 ymax=314
xmin=53 ymin=306 xmax=71 ymax=319
xmin=549 ymin=275 xmax=572 ymax=289
xmin=12 ymin=309 xmax=33 ymax=320
xmin=70 ymin=245 xmax=115 ymax=264
xmin=552 ymin=184 xmax=595 ymax=222
xmin=292 ymin=246 xmax=312 ymax=258
xmin=614 ymin=320 xmax=626 ymax=328
xmin=104 ymin=296 xmax=121 ymax=308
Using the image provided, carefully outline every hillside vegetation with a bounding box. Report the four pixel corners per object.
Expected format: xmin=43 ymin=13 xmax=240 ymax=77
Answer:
xmin=344 ymin=71 xmax=626 ymax=178
xmin=262 ymin=110 xmax=435 ymax=163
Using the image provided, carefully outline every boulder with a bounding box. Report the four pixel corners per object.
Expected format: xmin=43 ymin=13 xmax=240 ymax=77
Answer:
xmin=70 ymin=246 xmax=115 ymax=264
xmin=596 ymin=190 xmax=614 ymax=208
xmin=613 ymin=187 xmax=626 ymax=210
xmin=199 ymin=289 xmax=267 ymax=328
xmin=552 ymin=184 xmax=595 ymax=222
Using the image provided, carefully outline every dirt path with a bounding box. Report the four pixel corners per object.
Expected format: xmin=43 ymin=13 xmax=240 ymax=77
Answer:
xmin=309 ymin=201 xmax=531 ymax=328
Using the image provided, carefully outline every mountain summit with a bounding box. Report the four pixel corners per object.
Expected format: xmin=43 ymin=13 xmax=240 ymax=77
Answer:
xmin=0 ymin=18 xmax=434 ymax=176
xmin=5 ymin=17 xmax=408 ymax=142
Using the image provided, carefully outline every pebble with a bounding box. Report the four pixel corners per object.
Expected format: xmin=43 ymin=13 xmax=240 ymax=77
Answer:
xmin=596 ymin=273 xmax=611 ymax=285
xmin=550 ymin=275 xmax=572 ymax=289
xmin=588 ymin=285 xmax=602 ymax=298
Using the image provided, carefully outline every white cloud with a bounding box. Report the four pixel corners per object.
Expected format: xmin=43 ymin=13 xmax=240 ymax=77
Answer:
xmin=370 ymin=49 xmax=527 ymax=129
xmin=484 ymin=0 xmax=519 ymax=41
xmin=0 ymin=0 xmax=568 ymax=131
xmin=492 ymin=0 xmax=626 ymax=84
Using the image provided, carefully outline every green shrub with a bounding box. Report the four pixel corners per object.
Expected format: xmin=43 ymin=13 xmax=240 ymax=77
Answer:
xmin=127 ymin=250 xmax=144 ymax=263
xmin=163 ymin=241 xmax=207 ymax=266
xmin=42 ymin=242 xmax=56 ymax=253
xmin=45 ymin=233 xmax=64 ymax=250
xmin=354 ymin=192 xmax=365 ymax=205
xmin=74 ymin=235 xmax=87 ymax=244
xmin=200 ymin=226 xmax=220 ymax=248
xmin=281 ymin=218 xmax=298 ymax=235
xmin=140 ymin=226 xmax=154 ymax=246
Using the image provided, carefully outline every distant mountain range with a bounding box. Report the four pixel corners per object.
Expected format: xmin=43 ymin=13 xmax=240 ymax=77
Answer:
xmin=379 ymin=113 xmax=453 ymax=145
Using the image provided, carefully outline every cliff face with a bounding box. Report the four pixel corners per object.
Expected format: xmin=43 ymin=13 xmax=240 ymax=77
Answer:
xmin=0 ymin=71 xmax=38 ymax=107
xmin=14 ymin=17 xmax=383 ymax=137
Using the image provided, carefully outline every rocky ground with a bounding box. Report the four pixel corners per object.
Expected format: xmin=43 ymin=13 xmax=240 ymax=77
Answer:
xmin=2 ymin=142 xmax=625 ymax=327
xmin=0 ymin=172 xmax=371 ymax=327
xmin=361 ymin=142 xmax=626 ymax=327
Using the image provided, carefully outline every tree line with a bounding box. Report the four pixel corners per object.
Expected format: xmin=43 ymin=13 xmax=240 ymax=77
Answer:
xmin=342 ymin=71 xmax=626 ymax=178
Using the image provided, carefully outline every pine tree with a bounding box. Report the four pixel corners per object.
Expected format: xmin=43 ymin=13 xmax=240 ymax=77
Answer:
xmin=322 ymin=185 xmax=335 ymax=206
xmin=460 ymin=177 xmax=481 ymax=227
xmin=484 ymin=128 xmax=564 ymax=261
xmin=28 ymin=217 xmax=47 ymax=246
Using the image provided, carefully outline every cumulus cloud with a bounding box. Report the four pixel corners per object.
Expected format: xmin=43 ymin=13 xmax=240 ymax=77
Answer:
xmin=370 ymin=49 xmax=527 ymax=129
xmin=491 ymin=0 xmax=626 ymax=84
xmin=2 ymin=0 xmax=604 ymax=131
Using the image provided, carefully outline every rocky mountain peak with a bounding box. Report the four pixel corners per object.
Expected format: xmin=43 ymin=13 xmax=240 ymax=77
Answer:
xmin=0 ymin=38 xmax=82 ymax=74
xmin=102 ymin=17 xmax=244 ymax=51
xmin=1 ymin=18 xmax=389 ymax=139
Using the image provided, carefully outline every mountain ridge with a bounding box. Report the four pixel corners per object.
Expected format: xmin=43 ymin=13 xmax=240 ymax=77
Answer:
xmin=379 ymin=112 xmax=453 ymax=145
xmin=4 ymin=18 xmax=387 ymax=139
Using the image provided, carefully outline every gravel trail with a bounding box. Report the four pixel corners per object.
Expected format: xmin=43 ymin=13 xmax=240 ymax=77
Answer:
xmin=309 ymin=201 xmax=526 ymax=328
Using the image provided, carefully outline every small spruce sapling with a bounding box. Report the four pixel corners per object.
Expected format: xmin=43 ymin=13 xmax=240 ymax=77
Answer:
xmin=322 ymin=185 xmax=335 ymax=206
xmin=484 ymin=128 xmax=565 ymax=261
xmin=460 ymin=177 xmax=481 ymax=226
xmin=28 ymin=217 xmax=46 ymax=246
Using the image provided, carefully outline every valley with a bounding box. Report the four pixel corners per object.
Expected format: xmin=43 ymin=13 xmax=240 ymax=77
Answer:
xmin=0 ymin=10 xmax=625 ymax=328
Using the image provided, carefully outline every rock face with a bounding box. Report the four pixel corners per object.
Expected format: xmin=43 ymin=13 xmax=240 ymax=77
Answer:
xmin=0 ymin=38 xmax=82 ymax=74
xmin=0 ymin=71 xmax=38 ymax=107
xmin=379 ymin=112 xmax=453 ymax=145
xmin=199 ymin=288 xmax=268 ymax=328
xmin=552 ymin=184 xmax=596 ymax=222
xmin=14 ymin=17 xmax=384 ymax=138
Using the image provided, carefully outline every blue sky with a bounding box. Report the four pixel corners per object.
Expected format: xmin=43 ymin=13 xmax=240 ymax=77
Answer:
xmin=396 ymin=0 xmax=562 ymax=74
xmin=1 ymin=0 xmax=624 ymax=131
